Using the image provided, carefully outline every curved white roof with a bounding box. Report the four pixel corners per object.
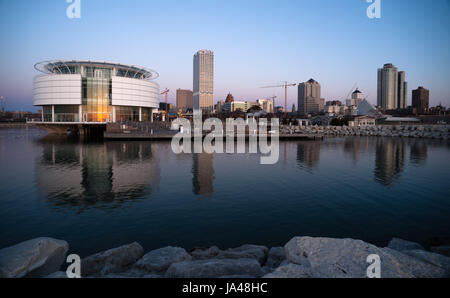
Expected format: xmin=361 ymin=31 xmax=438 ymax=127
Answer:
xmin=34 ymin=60 xmax=159 ymax=81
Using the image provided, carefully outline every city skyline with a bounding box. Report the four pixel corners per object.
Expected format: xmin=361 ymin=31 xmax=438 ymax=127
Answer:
xmin=1 ymin=0 xmax=450 ymax=111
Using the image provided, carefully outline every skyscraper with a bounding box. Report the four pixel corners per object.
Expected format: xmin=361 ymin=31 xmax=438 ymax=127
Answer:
xmin=377 ymin=63 xmax=407 ymax=110
xmin=193 ymin=50 xmax=214 ymax=112
xmin=176 ymin=89 xmax=193 ymax=111
xmin=412 ymin=86 xmax=429 ymax=114
xmin=397 ymin=71 xmax=407 ymax=109
xmin=298 ymin=79 xmax=324 ymax=115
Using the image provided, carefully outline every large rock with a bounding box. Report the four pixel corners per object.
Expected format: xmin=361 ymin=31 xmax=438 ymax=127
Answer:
xmin=44 ymin=271 xmax=68 ymax=278
xmin=285 ymin=237 xmax=447 ymax=278
xmin=190 ymin=246 xmax=220 ymax=260
xmin=265 ymin=247 xmax=286 ymax=268
xmin=263 ymin=264 xmax=314 ymax=278
xmin=430 ymin=246 xmax=450 ymax=257
xmin=0 ymin=237 xmax=69 ymax=278
xmin=219 ymin=275 xmax=256 ymax=278
xmin=135 ymin=246 xmax=191 ymax=273
xmin=401 ymin=249 xmax=450 ymax=273
xmin=387 ymin=238 xmax=424 ymax=251
xmin=81 ymin=242 xmax=144 ymax=277
xmin=165 ymin=258 xmax=263 ymax=278
xmin=383 ymin=248 xmax=448 ymax=278
xmin=216 ymin=245 xmax=268 ymax=265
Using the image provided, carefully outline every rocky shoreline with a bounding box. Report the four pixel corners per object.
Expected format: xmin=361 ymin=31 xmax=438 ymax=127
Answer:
xmin=288 ymin=125 xmax=450 ymax=140
xmin=0 ymin=123 xmax=36 ymax=128
xmin=1 ymin=236 xmax=449 ymax=278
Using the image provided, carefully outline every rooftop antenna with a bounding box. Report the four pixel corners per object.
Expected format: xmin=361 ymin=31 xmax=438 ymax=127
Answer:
xmin=345 ymin=83 xmax=358 ymax=100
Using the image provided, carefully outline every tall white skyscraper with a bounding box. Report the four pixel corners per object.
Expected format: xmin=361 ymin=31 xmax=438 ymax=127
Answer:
xmin=193 ymin=50 xmax=214 ymax=112
xmin=377 ymin=63 xmax=407 ymax=110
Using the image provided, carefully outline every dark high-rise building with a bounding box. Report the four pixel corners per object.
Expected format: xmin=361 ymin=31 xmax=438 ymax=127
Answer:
xmin=412 ymin=86 xmax=429 ymax=114
xmin=397 ymin=71 xmax=407 ymax=109
xmin=225 ymin=93 xmax=234 ymax=103
xmin=159 ymin=102 xmax=173 ymax=111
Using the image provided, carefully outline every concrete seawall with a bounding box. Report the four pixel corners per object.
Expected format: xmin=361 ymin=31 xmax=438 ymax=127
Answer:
xmin=0 ymin=123 xmax=36 ymax=129
xmin=291 ymin=125 xmax=450 ymax=140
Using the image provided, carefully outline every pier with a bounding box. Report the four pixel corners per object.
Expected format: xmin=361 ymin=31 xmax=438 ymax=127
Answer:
xmin=103 ymin=122 xmax=322 ymax=140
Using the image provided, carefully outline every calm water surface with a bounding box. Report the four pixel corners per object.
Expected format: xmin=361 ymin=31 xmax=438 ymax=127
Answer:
xmin=0 ymin=127 xmax=449 ymax=256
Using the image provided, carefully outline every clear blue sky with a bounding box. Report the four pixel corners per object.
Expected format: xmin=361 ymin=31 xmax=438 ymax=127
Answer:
xmin=1 ymin=0 xmax=449 ymax=111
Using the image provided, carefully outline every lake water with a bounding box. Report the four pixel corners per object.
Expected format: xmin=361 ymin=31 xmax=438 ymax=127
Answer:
xmin=0 ymin=127 xmax=449 ymax=257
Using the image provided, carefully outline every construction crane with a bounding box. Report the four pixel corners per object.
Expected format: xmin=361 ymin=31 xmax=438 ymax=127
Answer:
xmin=160 ymin=89 xmax=169 ymax=122
xmin=261 ymin=82 xmax=297 ymax=118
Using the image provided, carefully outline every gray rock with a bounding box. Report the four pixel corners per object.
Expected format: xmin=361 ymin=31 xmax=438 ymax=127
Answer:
xmin=219 ymin=275 xmax=256 ymax=278
xmin=217 ymin=245 xmax=268 ymax=265
xmin=285 ymin=236 xmax=446 ymax=278
xmin=190 ymin=246 xmax=220 ymax=260
xmin=93 ymin=267 xmax=148 ymax=278
xmin=388 ymin=238 xmax=425 ymax=252
xmin=165 ymin=258 xmax=263 ymax=278
xmin=263 ymin=264 xmax=314 ymax=278
xmin=383 ymin=248 xmax=448 ymax=278
xmin=143 ymin=273 xmax=163 ymax=278
xmin=135 ymin=246 xmax=191 ymax=273
xmin=265 ymin=247 xmax=286 ymax=268
xmin=99 ymin=273 xmax=132 ymax=278
xmin=401 ymin=249 xmax=450 ymax=273
xmin=0 ymin=237 xmax=69 ymax=278
xmin=81 ymin=242 xmax=144 ymax=277
xmin=430 ymin=246 xmax=450 ymax=257
xmin=44 ymin=271 xmax=68 ymax=278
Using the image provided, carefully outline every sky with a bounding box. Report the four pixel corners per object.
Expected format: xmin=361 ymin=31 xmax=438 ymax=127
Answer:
xmin=0 ymin=0 xmax=449 ymax=111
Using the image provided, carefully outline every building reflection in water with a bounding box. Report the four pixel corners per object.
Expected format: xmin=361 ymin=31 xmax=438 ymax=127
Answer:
xmin=36 ymin=137 xmax=160 ymax=211
xmin=374 ymin=138 xmax=405 ymax=186
xmin=192 ymin=153 xmax=215 ymax=196
xmin=343 ymin=137 xmax=370 ymax=162
xmin=409 ymin=139 xmax=428 ymax=165
xmin=296 ymin=141 xmax=321 ymax=169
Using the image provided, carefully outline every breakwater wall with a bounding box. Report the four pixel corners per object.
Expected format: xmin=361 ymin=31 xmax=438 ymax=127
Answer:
xmin=289 ymin=125 xmax=450 ymax=140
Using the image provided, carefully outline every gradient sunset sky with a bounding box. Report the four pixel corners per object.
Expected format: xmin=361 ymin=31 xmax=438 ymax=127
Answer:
xmin=0 ymin=0 xmax=449 ymax=111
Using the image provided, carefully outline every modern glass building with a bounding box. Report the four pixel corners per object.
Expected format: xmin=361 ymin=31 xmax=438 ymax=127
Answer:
xmin=33 ymin=60 xmax=160 ymax=123
xmin=377 ymin=63 xmax=407 ymax=110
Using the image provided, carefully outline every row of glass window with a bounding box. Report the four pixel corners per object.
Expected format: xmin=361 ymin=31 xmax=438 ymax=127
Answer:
xmin=42 ymin=105 xmax=152 ymax=123
xmin=51 ymin=65 xmax=146 ymax=80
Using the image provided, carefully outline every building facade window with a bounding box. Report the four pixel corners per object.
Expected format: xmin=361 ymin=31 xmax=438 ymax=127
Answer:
xmin=82 ymin=78 xmax=113 ymax=122
xmin=116 ymin=106 xmax=139 ymax=122
xmin=43 ymin=106 xmax=52 ymax=122
xmin=141 ymin=107 xmax=151 ymax=121
xmin=54 ymin=105 xmax=79 ymax=122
